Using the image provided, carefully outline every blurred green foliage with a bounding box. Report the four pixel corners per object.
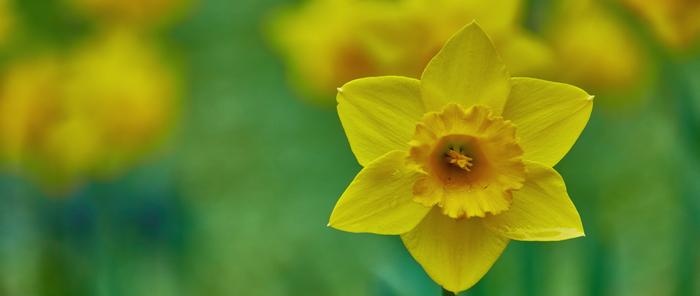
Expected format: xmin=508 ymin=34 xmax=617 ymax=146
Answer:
xmin=0 ymin=0 xmax=699 ymax=295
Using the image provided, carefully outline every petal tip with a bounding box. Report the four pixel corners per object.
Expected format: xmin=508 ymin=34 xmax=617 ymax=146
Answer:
xmin=464 ymin=19 xmax=483 ymax=29
xmin=587 ymin=95 xmax=595 ymax=101
xmin=327 ymin=210 xmax=340 ymax=228
xmin=443 ymin=287 xmax=461 ymax=295
xmin=567 ymin=227 xmax=586 ymax=240
xmin=326 ymin=220 xmax=345 ymax=231
xmin=419 ymin=19 xmax=510 ymax=113
xmin=458 ymin=21 xmax=489 ymax=41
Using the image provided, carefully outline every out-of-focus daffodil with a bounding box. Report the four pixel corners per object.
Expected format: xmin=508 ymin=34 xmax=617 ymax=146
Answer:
xmin=62 ymin=30 xmax=178 ymax=176
xmin=270 ymin=0 xmax=552 ymax=104
xmin=329 ymin=23 xmax=591 ymax=293
xmin=0 ymin=57 xmax=63 ymax=167
xmin=271 ymin=0 xmax=402 ymax=103
xmin=403 ymin=0 xmax=553 ymax=77
xmin=622 ymin=0 xmax=700 ymax=50
xmin=0 ymin=30 xmax=178 ymax=188
xmin=69 ymin=0 xmax=186 ymax=26
xmin=544 ymin=0 xmax=647 ymax=93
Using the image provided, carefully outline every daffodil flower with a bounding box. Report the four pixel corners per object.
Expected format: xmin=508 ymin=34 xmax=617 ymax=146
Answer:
xmin=622 ymin=0 xmax=700 ymax=50
xmin=328 ymin=23 xmax=592 ymax=293
xmin=0 ymin=30 xmax=177 ymax=188
xmin=270 ymin=0 xmax=552 ymax=103
xmin=544 ymin=0 xmax=647 ymax=93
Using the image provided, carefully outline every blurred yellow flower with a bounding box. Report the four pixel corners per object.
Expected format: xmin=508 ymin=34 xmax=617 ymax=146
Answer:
xmin=544 ymin=0 xmax=647 ymax=93
xmin=270 ymin=0 xmax=552 ymax=104
xmin=403 ymin=0 xmax=553 ymax=77
xmin=0 ymin=30 xmax=178 ymax=188
xmin=62 ymin=30 xmax=178 ymax=175
xmin=0 ymin=57 xmax=63 ymax=167
xmin=270 ymin=0 xmax=400 ymax=102
xmin=69 ymin=0 xmax=186 ymax=25
xmin=622 ymin=0 xmax=700 ymax=50
xmin=329 ymin=23 xmax=590 ymax=293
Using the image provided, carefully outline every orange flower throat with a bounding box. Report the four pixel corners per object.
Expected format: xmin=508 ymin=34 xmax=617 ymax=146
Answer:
xmin=408 ymin=104 xmax=526 ymax=218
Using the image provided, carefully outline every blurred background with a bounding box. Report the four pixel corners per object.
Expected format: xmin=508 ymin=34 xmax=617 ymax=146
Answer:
xmin=0 ymin=0 xmax=698 ymax=295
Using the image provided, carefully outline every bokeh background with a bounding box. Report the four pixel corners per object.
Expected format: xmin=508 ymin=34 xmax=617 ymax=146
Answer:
xmin=0 ymin=0 xmax=699 ymax=295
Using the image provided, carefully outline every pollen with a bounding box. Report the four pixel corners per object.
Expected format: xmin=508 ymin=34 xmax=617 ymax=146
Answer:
xmin=446 ymin=148 xmax=473 ymax=171
xmin=408 ymin=104 xmax=527 ymax=218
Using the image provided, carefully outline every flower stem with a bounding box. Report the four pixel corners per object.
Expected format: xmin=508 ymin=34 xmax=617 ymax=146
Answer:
xmin=442 ymin=288 xmax=457 ymax=296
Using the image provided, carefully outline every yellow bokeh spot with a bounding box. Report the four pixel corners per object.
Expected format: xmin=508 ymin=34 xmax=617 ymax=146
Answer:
xmin=270 ymin=0 xmax=553 ymax=102
xmin=622 ymin=0 xmax=700 ymax=50
xmin=0 ymin=57 xmax=63 ymax=166
xmin=0 ymin=29 xmax=179 ymax=188
xmin=545 ymin=0 xmax=647 ymax=93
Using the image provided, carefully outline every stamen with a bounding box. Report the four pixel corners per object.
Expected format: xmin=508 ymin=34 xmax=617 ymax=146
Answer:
xmin=446 ymin=148 xmax=473 ymax=171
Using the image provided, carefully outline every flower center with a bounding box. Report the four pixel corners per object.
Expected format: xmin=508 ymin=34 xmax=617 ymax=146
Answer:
xmin=425 ymin=134 xmax=490 ymax=188
xmin=408 ymin=104 xmax=526 ymax=218
xmin=446 ymin=147 xmax=473 ymax=171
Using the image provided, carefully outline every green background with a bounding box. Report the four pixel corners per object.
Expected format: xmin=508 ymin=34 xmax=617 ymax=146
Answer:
xmin=0 ymin=0 xmax=699 ymax=295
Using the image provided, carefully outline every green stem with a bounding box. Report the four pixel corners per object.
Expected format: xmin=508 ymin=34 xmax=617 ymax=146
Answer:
xmin=442 ymin=288 xmax=457 ymax=296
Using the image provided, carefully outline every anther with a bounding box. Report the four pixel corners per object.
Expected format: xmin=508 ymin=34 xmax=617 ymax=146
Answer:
xmin=446 ymin=148 xmax=473 ymax=171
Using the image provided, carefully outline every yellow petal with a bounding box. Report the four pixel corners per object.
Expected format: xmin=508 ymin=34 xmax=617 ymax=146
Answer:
xmin=503 ymin=77 xmax=593 ymax=166
xmin=337 ymin=76 xmax=424 ymax=166
xmin=329 ymin=150 xmax=431 ymax=235
xmin=401 ymin=208 xmax=509 ymax=293
xmin=420 ymin=22 xmax=511 ymax=114
xmin=484 ymin=161 xmax=584 ymax=241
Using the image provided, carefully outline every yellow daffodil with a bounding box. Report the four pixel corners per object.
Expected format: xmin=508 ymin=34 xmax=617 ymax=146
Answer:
xmin=69 ymin=0 xmax=186 ymax=26
xmin=544 ymin=0 xmax=647 ymax=93
xmin=0 ymin=57 xmax=63 ymax=167
xmin=328 ymin=23 xmax=591 ymax=293
xmin=271 ymin=0 xmax=402 ymax=102
xmin=59 ymin=30 xmax=178 ymax=177
xmin=0 ymin=30 xmax=178 ymax=188
xmin=270 ymin=0 xmax=552 ymax=103
xmin=622 ymin=0 xmax=700 ymax=50
xmin=403 ymin=0 xmax=553 ymax=78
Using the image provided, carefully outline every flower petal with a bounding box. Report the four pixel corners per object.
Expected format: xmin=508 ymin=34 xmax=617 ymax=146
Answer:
xmin=329 ymin=150 xmax=431 ymax=235
xmin=420 ymin=22 xmax=511 ymax=114
xmin=337 ymin=76 xmax=425 ymax=166
xmin=503 ymin=77 xmax=593 ymax=166
xmin=484 ymin=161 xmax=585 ymax=241
xmin=401 ymin=208 xmax=509 ymax=293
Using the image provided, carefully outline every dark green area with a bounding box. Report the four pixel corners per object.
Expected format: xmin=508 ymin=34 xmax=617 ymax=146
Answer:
xmin=0 ymin=0 xmax=698 ymax=295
